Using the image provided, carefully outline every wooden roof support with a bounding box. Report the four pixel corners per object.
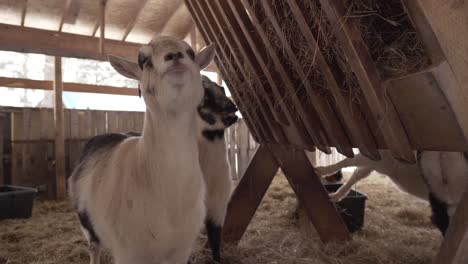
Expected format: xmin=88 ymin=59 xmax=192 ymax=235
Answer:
xmin=20 ymin=0 xmax=28 ymax=26
xmin=260 ymin=0 xmax=354 ymax=157
xmin=99 ymin=0 xmax=107 ymax=54
xmin=0 ymin=23 xmax=140 ymax=61
xmin=53 ymin=57 xmax=66 ymax=200
xmin=121 ymin=0 xmax=149 ymax=41
xmin=318 ymin=0 xmax=414 ymax=162
xmin=238 ymin=0 xmax=330 ymax=152
xmin=0 ymin=77 xmax=139 ymax=96
xmin=208 ymin=1 xmax=290 ymax=131
xmin=58 ymin=0 xmax=74 ymax=32
xmin=199 ymin=0 xmax=287 ymax=143
xmin=286 ymin=0 xmax=380 ymax=159
xmin=185 ymin=0 xmax=263 ymax=142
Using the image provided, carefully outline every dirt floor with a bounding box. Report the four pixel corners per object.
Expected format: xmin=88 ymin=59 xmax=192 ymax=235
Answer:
xmin=1 ymin=171 xmax=442 ymax=264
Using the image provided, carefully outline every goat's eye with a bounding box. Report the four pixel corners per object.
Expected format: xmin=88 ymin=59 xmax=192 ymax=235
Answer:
xmin=187 ymin=49 xmax=195 ymax=60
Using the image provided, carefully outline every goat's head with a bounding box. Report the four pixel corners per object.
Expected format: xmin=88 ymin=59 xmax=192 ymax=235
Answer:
xmin=198 ymin=76 xmax=238 ymax=138
xmin=108 ymin=36 xmax=216 ymax=115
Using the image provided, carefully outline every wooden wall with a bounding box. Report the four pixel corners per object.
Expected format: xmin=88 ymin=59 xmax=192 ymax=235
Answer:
xmin=0 ymin=107 xmax=256 ymax=190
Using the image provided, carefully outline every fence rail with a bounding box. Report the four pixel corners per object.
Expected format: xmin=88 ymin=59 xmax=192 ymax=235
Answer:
xmin=0 ymin=107 xmax=257 ymax=191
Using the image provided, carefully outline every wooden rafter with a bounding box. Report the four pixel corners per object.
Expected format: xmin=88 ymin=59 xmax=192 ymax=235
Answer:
xmin=260 ymin=0 xmax=354 ymax=157
xmin=285 ymin=0 xmax=380 ymax=160
xmin=121 ymin=0 xmax=149 ymax=41
xmin=318 ymin=0 xmax=414 ymax=162
xmin=198 ymin=0 xmax=286 ymax=143
xmin=0 ymin=77 xmax=139 ymax=96
xmin=185 ymin=0 xmax=263 ymax=142
xmin=239 ymin=0 xmax=330 ymax=152
xmin=99 ymin=0 xmax=107 ymax=54
xmin=58 ymin=0 xmax=74 ymax=32
xmin=20 ymin=0 xmax=28 ymax=26
xmin=0 ymin=23 xmax=139 ymax=61
xmin=208 ymin=1 xmax=289 ymax=131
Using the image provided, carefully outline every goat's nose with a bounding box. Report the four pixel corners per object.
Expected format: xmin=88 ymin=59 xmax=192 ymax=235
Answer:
xmin=164 ymin=52 xmax=184 ymax=61
xmin=224 ymin=100 xmax=238 ymax=113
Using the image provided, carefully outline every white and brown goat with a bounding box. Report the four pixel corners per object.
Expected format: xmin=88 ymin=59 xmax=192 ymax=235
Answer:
xmin=68 ymin=36 xmax=216 ymax=264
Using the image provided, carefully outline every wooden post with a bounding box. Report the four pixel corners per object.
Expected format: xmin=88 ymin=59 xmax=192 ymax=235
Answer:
xmin=53 ymin=56 xmax=66 ymax=200
xmin=99 ymin=0 xmax=106 ymax=54
xmin=0 ymin=114 xmax=4 ymax=185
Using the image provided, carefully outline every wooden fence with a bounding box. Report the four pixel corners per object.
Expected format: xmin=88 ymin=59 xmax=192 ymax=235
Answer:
xmin=0 ymin=107 xmax=256 ymax=192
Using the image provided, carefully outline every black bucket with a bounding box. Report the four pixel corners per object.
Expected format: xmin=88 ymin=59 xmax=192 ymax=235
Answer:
xmin=324 ymin=183 xmax=367 ymax=232
xmin=0 ymin=185 xmax=37 ymax=220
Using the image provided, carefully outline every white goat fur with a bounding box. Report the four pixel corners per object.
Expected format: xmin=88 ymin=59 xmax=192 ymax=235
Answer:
xmin=69 ymin=36 xmax=216 ymax=264
xmin=315 ymin=150 xmax=429 ymax=202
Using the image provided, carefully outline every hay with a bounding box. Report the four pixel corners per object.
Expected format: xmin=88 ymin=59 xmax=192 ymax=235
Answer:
xmin=0 ymin=171 xmax=442 ymax=264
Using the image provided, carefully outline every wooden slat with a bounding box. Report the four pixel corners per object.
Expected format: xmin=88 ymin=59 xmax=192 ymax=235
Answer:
xmin=185 ymin=0 xmax=264 ymax=142
xmin=54 ymin=56 xmax=66 ymax=200
xmin=0 ymin=23 xmax=140 ymax=61
xmin=210 ymin=1 xmax=290 ymax=127
xmin=198 ymin=0 xmax=285 ymax=143
xmin=261 ymin=0 xmax=354 ymax=157
xmin=99 ymin=0 xmax=106 ymax=54
xmin=223 ymin=145 xmax=279 ymax=243
xmin=318 ymin=0 xmax=414 ymax=162
xmin=0 ymin=115 xmax=4 ymax=185
xmin=285 ymin=0 xmax=381 ymax=160
xmin=236 ymin=119 xmax=249 ymax=178
xmin=20 ymin=0 xmax=28 ymax=26
xmin=121 ymin=0 xmax=149 ymax=41
xmin=233 ymin=0 xmax=328 ymax=151
xmin=58 ymin=0 xmax=73 ymax=32
xmin=0 ymin=77 xmax=139 ymax=96
xmin=269 ymin=144 xmax=350 ymax=241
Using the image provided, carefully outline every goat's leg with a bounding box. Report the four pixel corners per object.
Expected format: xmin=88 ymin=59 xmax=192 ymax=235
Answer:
xmin=329 ymin=167 xmax=373 ymax=202
xmin=206 ymin=218 xmax=222 ymax=262
xmin=315 ymin=156 xmax=361 ymax=178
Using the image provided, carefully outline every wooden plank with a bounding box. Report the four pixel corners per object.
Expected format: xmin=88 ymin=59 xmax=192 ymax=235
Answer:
xmin=269 ymin=144 xmax=350 ymax=242
xmin=22 ymin=109 xmax=31 ymax=185
xmin=11 ymin=111 xmax=23 ymax=185
xmin=121 ymin=0 xmax=149 ymax=41
xmin=185 ymin=0 xmax=264 ymax=142
xmin=94 ymin=111 xmax=107 ymax=135
xmin=54 ymin=56 xmax=66 ymax=200
xmin=385 ymin=68 xmax=468 ymax=151
xmin=261 ymin=0 xmax=354 ymax=157
xmin=99 ymin=0 xmax=106 ymax=54
xmin=68 ymin=110 xmax=80 ymax=173
xmin=234 ymin=0 xmax=329 ymax=151
xmin=236 ymin=119 xmax=249 ymax=179
xmin=20 ymin=0 xmax=28 ymax=26
xmin=209 ymin=1 xmax=291 ymax=127
xmin=435 ymin=188 xmax=468 ymax=264
xmin=58 ymin=0 xmax=74 ymax=32
xmin=286 ymin=0 xmax=380 ymax=160
xmin=318 ymin=0 xmax=414 ymax=162
xmin=198 ymin=0 xmax=284 ymax=143
xmin=223 ymin=145 xmax=279 ymax=243
xmin=0 ymin=114 xmax=4 ymax=185
xmin=0 ymin=77 xmax=139 ymax=96
xmin=0 ymin=23 xmax=140 ymax=61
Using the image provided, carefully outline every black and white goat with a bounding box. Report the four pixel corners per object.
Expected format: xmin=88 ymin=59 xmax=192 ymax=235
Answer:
xmin=316 ymin=150 xmax=468 ymax=235
xmin=68 ymin=36 xmax=216 ymax=264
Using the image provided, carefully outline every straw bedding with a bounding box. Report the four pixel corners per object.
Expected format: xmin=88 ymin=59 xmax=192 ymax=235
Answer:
xmin=1 ymin=171 xmax=441 ymax=264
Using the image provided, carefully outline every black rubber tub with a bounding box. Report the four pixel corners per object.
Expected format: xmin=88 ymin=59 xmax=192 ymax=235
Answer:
xmin=0 ymin=185 xmax=37 ymax=220
xmin=324 ymin=183 xmax=367 ymax=232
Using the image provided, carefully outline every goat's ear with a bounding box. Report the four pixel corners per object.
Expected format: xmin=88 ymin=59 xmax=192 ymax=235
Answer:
xmin=195 ymin=43 xmax=216 ymax=70
xmin=108 ymin=55 xmax=141 ymax=80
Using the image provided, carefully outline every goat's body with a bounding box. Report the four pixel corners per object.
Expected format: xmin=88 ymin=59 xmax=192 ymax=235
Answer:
xmin=70 ymin=113 xmax=206 ymax=264
xmin=316 ymin=150 xmax=429 ymax=201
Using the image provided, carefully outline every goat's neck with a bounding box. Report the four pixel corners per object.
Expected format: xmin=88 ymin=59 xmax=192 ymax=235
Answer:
xmin=139 ymin=107 xmax=199 ymax=159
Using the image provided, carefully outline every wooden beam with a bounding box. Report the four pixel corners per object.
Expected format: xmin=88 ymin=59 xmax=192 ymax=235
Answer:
xmin=318 ymin=0 xmax=414 ymax=162
xmin=237 ymin=0 xmax=330 ymax=152
xmin=58 ymin=0 xmax=73 ymax=32
xmin=285 ymin=0 xmax=380 ymax=160
xmin=20 ymin=0 xmax=28 ymax=26
xmin=0 ymin=77 xmax=139 ymax=96
xmin=269 ymin=144 xmax=350 ymax=241
xmin=185 ymin=0 xmax=263 ymax=142
xmin=189 ymin=27 xmax=197 ymax=51
xmin=99 ymin=0 xmax=106 ymax=54
xmin=53 ymin=57 xmax=66 ymax=200
xmin=435 ymin=188 xmax=468 ymax=264
xmin=121 ymin=0 xmax=148 ymax=41
xmin=198 ymin=0 xmax=285 ymax=143
xmin=223 ymin=145 xmax=279 ymax=243
xmin=0 ymin=23 xmax=140 ymax=61
xmin=261 ymin=0 xmax=354 ymax=157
